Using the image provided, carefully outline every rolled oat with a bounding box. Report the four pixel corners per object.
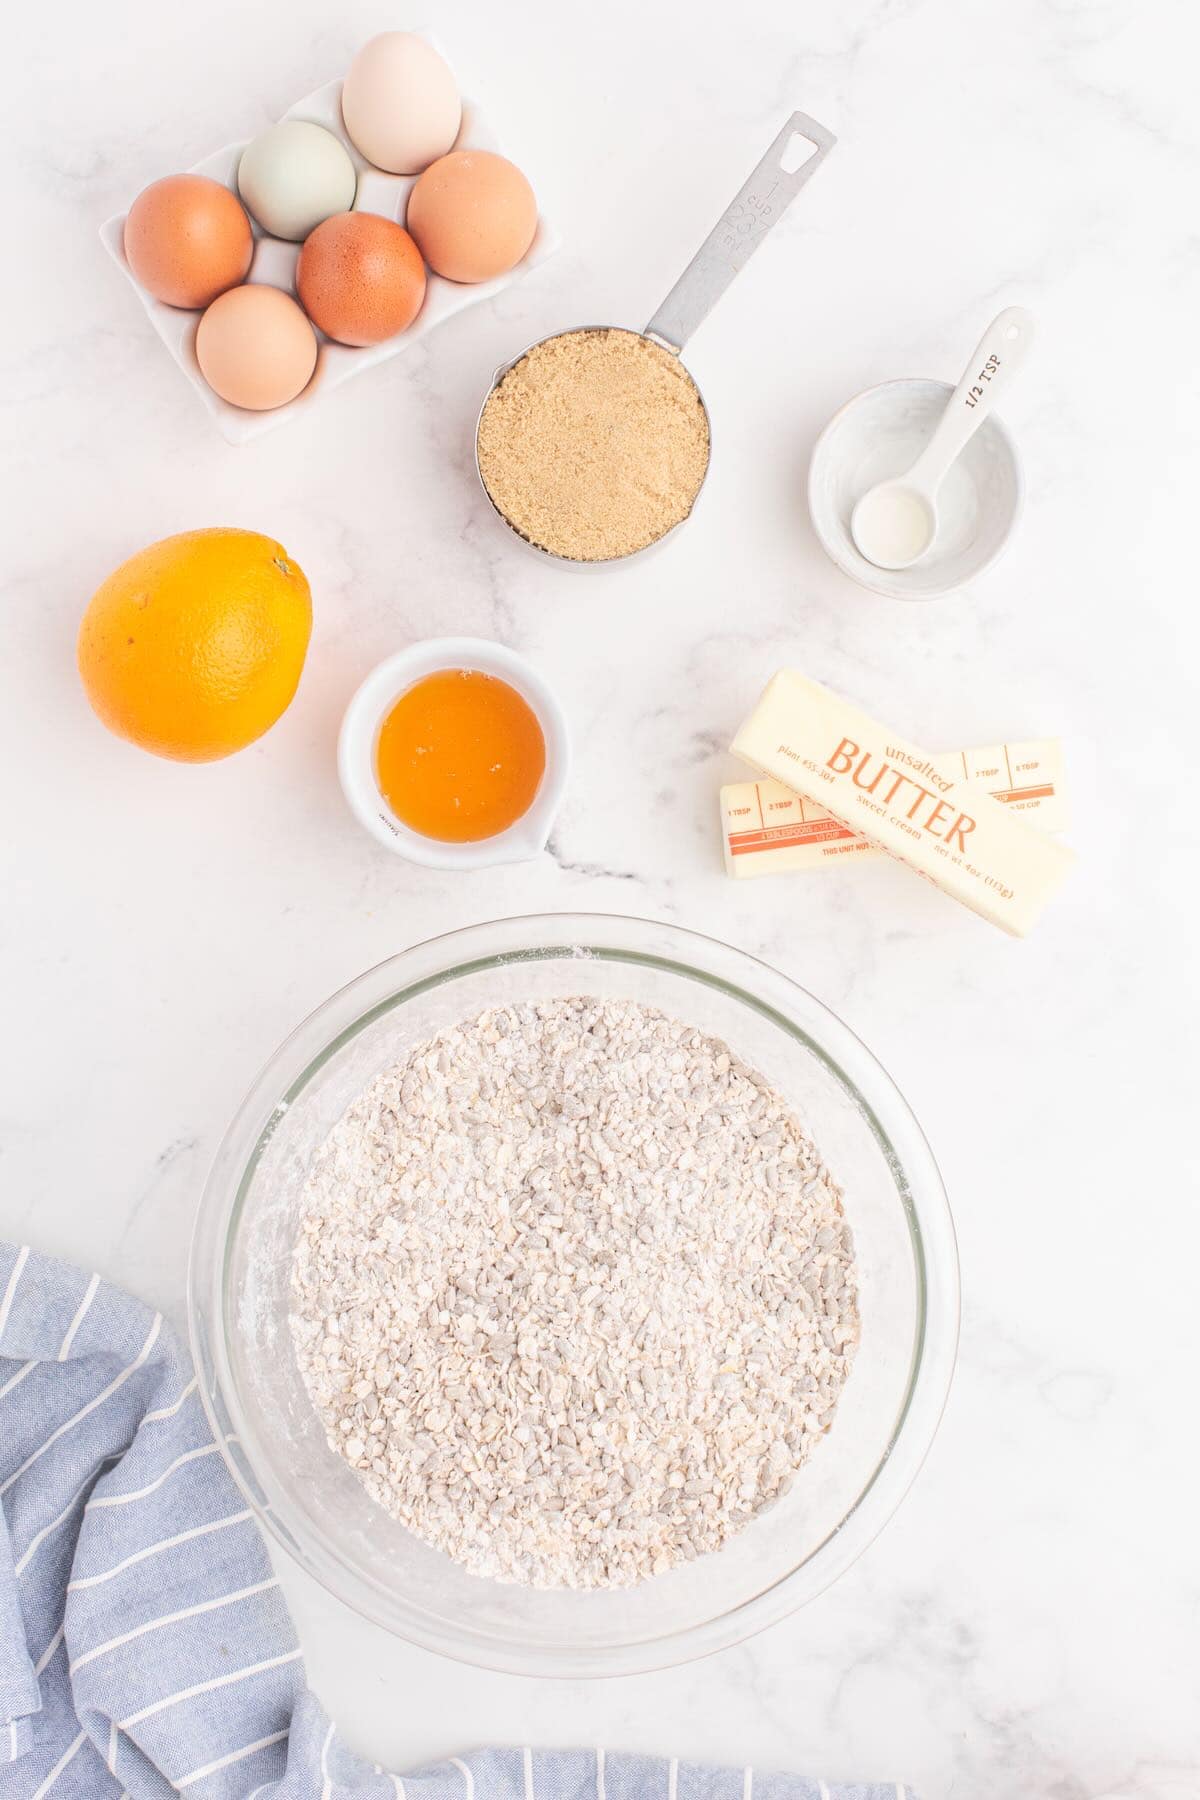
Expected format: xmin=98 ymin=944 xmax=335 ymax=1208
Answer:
xmin=290 ymin=997 xmax=859 ymax=1588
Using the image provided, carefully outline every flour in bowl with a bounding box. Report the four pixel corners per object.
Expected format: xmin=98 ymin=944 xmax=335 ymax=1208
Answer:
xmin=289 ymin=997 xmax=859 ymax=1588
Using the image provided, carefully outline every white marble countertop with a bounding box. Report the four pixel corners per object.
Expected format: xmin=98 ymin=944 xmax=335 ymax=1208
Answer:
xmin=4 ymin=0 xmax=1198 ymax=1795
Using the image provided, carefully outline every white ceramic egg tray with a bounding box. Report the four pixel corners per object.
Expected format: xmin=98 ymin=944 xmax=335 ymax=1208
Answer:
xmin=99 ymin=37 xmax=558 ymax=445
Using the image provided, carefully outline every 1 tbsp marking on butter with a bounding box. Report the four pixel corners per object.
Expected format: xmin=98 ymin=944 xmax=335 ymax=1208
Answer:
xmin=731 ymin=671 xmax=1074 ymax=935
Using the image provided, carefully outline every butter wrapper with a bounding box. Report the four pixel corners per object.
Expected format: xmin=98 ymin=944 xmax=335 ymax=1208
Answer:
xmin=722 ymin=737 xmax=1066 ymax=878
xmin=730 ymin=671 xmax=1075 ymax=935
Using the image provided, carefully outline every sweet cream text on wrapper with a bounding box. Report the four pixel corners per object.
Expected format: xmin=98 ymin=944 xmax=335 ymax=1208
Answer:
xmin=729 ymin=671 xmax=1075 ymax=936
xmin=722 ymin=738 xmax=1066 ymax=877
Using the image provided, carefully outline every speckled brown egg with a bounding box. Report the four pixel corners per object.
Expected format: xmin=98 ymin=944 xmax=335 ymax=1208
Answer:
xmin=295 ymin=213 xmax=427 ymax=347
xmin=406 ymin=150 xmax=537 ymax=284
xmin=124 ymin=174 xmax=253 ymax=310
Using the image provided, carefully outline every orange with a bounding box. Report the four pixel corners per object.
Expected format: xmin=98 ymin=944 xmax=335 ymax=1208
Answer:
xmin=77 ymin=528 xmax=311 ymax=762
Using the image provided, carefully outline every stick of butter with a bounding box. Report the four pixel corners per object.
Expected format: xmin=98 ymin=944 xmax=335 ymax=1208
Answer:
xmin=729 ymin=671 xmax=1075 ymax=936
xmin=722 ymin=736 xmax=1066 ymax=878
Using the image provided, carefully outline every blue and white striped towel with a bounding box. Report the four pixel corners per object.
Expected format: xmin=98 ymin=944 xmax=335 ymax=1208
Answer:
xmin=0 ymin=1242 xmax=912 ymax=1799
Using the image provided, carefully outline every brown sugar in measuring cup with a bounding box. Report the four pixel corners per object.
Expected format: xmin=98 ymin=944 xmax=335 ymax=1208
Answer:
xmin=477 ymin=329 xmax=709 ymax=562
xmin=475 ymin=112 xmax=836 ymax=564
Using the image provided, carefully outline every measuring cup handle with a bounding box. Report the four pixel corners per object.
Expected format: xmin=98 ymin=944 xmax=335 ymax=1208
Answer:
xmin=643 ymin=111 xmax=836 ymax=356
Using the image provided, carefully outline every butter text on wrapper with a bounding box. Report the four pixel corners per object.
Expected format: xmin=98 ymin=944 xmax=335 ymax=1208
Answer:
xmin=823 ymin=738 xmax=976 ymax=852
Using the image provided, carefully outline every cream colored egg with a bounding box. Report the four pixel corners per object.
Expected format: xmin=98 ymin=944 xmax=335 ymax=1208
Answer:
xmin=237 ymin=120 xmax=357 ymax=242
xmin=341 ymin=33 xmax=461 ymax=176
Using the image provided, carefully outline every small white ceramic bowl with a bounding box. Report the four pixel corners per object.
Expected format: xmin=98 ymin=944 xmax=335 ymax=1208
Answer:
xmin=808 ymin=378 xmax=1023 ymax=599
xmin=338 ymin=638 xmax=570 ymax=869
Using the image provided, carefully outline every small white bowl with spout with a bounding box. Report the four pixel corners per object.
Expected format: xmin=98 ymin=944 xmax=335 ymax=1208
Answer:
xmin=338 ymin=638 xmax=570 ymax=869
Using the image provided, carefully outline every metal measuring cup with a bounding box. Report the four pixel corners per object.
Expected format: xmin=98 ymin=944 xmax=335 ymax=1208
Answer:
xmin=474 ymin=110 xmax=836 ymax=564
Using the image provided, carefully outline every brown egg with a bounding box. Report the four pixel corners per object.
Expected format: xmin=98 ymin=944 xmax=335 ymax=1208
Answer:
xmin=195 ymin=285 xmax=318 ymax=410
xmin=124 ymin=175 xmax=253 ymax=310
xmin=296 ymin=213 xmax=427 ymax=347
xmin=406 ymin=151 xmax=537 ymax=284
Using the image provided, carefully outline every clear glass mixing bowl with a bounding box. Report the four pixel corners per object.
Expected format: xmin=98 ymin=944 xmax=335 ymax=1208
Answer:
xmin=188 ymin=913 xmax=958 ymax=1676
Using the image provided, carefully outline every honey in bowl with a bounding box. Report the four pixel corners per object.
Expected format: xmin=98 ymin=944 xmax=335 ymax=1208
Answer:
xmin=375 ymin=669 xmax=546 ymax=843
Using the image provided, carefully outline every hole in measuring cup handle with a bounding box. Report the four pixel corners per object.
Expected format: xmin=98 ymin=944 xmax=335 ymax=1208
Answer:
xmin=780 ymin=132 xmax=819 ymax=174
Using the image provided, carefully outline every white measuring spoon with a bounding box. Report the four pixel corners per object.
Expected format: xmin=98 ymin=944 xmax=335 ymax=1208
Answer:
xmin=850 ymin=306 xmax=1035 ymax=570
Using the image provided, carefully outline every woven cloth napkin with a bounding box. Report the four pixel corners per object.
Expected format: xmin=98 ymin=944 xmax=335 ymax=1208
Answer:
xmin=0 ymin=1241 xmax=912 ymax=1800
